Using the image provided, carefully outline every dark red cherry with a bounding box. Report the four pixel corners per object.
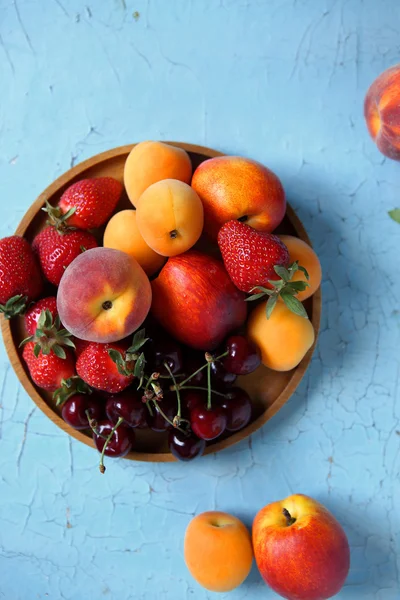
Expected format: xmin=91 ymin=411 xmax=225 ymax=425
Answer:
xmin=146 ymin=393 xmax=177 ymax=432
xmin=190 ymin=403 xmax=227 ymax=440
xmin=183 ymin=390 xmax=206 ymax=414
xmin=61 ymin=394 xmax=104 ymax=430
xmin=210 ymin=360 xmax=237 ymax=388
xmin=93 ymin=419 xmax=135 ymax=457
xmin=183 ymin=355 xmax=206 ymax=385
xmin=168 ymin=428 xmax=206 ymax=461
xmin=106 ymin=390 xmax=147 ymax=428
xmin=219 ymin=387 xmax=252 ymax=432
xmin=223 ymin=335 xmax=261 ymax=375
xmin=149 ymin=338 xmax=183 ymax=376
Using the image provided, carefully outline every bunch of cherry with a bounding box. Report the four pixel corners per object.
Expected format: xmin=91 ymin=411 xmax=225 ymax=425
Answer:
xmin=60 ymin=324 xmax=261 ymax=472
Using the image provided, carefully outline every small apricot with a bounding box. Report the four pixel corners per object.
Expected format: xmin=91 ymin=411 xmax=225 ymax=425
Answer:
xmin=278 ymin=234 xmax=322 ymax=301
xmin=136 ymin=179 xmax=204 ymax=257
xmin=247 ymin=300 xmax=315 ymax=371
xmin=124 ymin=141 xmax=192 ymax=206
xmin=184 ymin=511 xmax=253 ymax=593
xmin=103 ymin=210 xmax=166 ymax=276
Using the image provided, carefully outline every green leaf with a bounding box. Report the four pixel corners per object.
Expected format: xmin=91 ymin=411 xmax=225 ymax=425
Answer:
xmin=274 ymin=265 xmax=290 ymax=282
xmin=245 ymin=292 xmax=269 ymax=302
xmin=62 ymin=207 xmax=77 ymax=220
xmin=281 ymin=292 xmax=308 ymax=318
xmin=266 ymin=295 xmax=278 ymax=319
xmin=298 ymin=265 xmax=310 ymax=280
xmin=128 ymin=328 xmax=149 ymax=353
xmin=52 ymin=345 xmax=66 ymax=359
xmin=267 ymin=279 xmax=284 ymax=289
xmin=288 ymin=261 xmax=299 ymax=274
xmin=389 ymin=208 xmax=400 ymax=224
xmin=249 ymin=286 xmax=271 ymax=294
xmin=61 ymin=337 xmax=76 ymax=349
xmin=19 ymin=335 xmax=33 ymax=348
xmin=108 ymin=349 xmax=124 ymax=366
xmin=33 ymin=343 xmax=41 ymax=358
xmin=37 ymin=310 xmax=47 ymax=329
xmin=288 ymin=281 xmax=309 ymax=292
xmin=134 ymin=352 xmax=146 ymax=378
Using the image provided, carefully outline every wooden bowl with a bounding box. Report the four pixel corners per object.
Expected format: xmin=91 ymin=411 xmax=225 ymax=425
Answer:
xmin=1 ymin=143 xmax=321 ymax=462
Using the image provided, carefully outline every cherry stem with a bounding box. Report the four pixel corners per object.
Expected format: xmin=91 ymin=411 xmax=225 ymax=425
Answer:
xmin=177 ymin=350 xmax=229 ymax=389
xmin=163 ymin=361 xmax=181 ymax=418
xmin=85 ymin=410 xmax=108 ymax=440
xmin=178 ymin=385 xmax=227 ymax=398
xmin=207 ymin=362 xmax=212 ymax=410
xmin=282 ymin=508 xmax=296 ymax=526
xmin=152 ymin=400 xmax=186 ymax=434
xmin=145 ymin=401 xmax=153 ymax=416
xmin=99 ymin=417 xmax=124 ymax=474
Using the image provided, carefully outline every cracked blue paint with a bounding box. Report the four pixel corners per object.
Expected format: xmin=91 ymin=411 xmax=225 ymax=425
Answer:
xmin=0 ymin=0 xmax=399 ymax=598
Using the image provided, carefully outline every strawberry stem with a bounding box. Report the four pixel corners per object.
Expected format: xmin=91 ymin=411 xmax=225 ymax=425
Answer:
xmin=99 ymin=417 xmax=124 ymax=474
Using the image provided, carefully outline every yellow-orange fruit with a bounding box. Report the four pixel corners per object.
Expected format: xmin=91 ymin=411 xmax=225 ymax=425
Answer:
xmin=124 ymin=141 xmax=192 ymax=206
xmin=278 ymin=235 xmax=322 ymax=301
xmin=184 ymin=511 xmax=253 ymax=593
xmin=136 ymin=179 xmax=204 ymax=257
xmin=247 ymin=300 xmax=315 ymax=371
xmin=103 ymin=210 xmax=166 ymax=276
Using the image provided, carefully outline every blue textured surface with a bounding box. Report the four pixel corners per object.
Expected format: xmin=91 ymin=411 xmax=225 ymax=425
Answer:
xmin=0 ymin=1 xmax=399 ymax=598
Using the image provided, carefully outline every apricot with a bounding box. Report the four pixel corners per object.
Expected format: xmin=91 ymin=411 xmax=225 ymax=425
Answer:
xmin=103 ymin=210 xmax=166 ymax=276
xmin=278 ymin=235 xmax=322 ymax=301
xmin=364 ymin=64 xmax=400 ymax=160
xmin=184 ymin=511 xmax=253 ymax=593
xmin=247 ymin=300 xmax=315 ymax=371
xmin=136 ymin=179 xmax=204 ymax=257
xmin=124 ymin=141 xmax=192 ymax=206
xmin=57 ymin=247 xmax=151 ymax=343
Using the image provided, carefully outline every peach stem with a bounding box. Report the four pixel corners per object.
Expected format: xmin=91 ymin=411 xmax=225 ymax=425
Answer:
xmin=282 ymin=508 xmax=296 ymax=526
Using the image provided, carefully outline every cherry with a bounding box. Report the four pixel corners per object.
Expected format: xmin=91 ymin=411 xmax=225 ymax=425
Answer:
xmin=93 ymin=419 xmax=135 ymax=457
xmin=223 ymin=335 xmax=261 ymax=376
xmin=168 ymin=428 xmax=206 ymax=461
xmin=106 ymin=390 xmax=147 ymax=428
xmin=183 ymin=390 xmax=206 ymax=414
xmin=61 ymin=394 xmax=104 ymax=430
xmin=210 ymin=360 xmax=237 ymax=388
xmin=190 ymin=403 xmax=227 ymax=440
xmin=219 ymin=387 xmax=252 ymax=432
xmin=146 ymin=393 xmax=177 ymax=432
xmin=148 ymin=338 xmax=183 ymax=376
xmin=183 ymin=355 xmax=206 ymax=385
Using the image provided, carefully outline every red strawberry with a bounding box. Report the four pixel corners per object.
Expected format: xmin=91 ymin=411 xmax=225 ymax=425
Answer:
xmin=0 ymin=236 xmax=43 ymax=318
xmin=72 ymin=337 xmax=90 ymax=358
xmin=76 ymin=342 xmax=135 ymax=394
xmin=57 ymin=177 xmax=123 ymax=230
xmin=217 ymin=220 xmax=290 ymax=293
xmin=22 ymin=341 xmax=76 ymax=391
xmin=24 ymin=296 xmax=58 ymax=335
xmin=32 ymin=226 xmax=98 ymax=286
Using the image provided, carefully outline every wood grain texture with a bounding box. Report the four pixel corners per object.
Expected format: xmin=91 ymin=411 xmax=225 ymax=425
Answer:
xmin=1 ymin=142 xmax=321 ymax=462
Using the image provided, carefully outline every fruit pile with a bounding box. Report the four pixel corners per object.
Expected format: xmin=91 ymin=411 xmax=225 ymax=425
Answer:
xmin=0 ymin=141 xmax=321 ymax=471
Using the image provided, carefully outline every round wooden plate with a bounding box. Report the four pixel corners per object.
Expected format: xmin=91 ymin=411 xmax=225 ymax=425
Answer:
xmin=1 ymin=142 xmax=321 ymax=462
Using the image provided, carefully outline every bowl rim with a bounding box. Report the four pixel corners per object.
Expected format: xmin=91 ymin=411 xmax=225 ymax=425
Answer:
xmin=1 ymin=142 xmax=321 ymax=462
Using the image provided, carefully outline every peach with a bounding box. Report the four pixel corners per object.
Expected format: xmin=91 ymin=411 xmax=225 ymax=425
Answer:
xmin=124 ymin=141 xmax=192 ymax=206
xmin=103 ymin=209 xmax=166 ymax=276
xmin=364 ymin=64 xmax=400 ymax=160
xmin=278 ymin=235 xmax=322 ymax=301
xmin=136 ymin=179 xmax=204 ymax=256
xmin=57 ymin=247 xmax=151 ymax=343
xmin=191 ymin=156 xmax=286 ymax=239
xmin=247 ymin=300 xmax=315 ymax=371
xmin=184 ymin=511 xmax=253 ymax=593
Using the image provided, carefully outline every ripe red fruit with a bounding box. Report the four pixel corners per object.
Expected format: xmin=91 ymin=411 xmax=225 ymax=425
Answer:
xmin=106 ymin=390 xmax=147 ymax=428
xmin=32 ymin=225 xmax=98 ymax=286
xmin=22 ymin=341 xmax=76 ymax=391
xmin=24 ymin=296 xmax=58 ymax=335
xmin=223 ymin=335 xmax=261 ymax=375
xmin=58 ymin=177 xmax=123 ymax=229
xmin=219 ymin=388 xmax=252 ymax=432
xmin=61 ymin=394 xmax=104 ymax=430
xmin=72 ymin=337 xmax=90 ymax=358
xmin=168 ymin=429 xmax=206 ymax=461
xmin=190 ymin=403 xmax=227 ymax=440
xmin=76 ymin=342 xmax=134 ymax=393
xmin=0 ymin=236 xmax=43 ymax=317
xmin=93 ymin=419 xmax=135 ymax=457
xmin=218 ymin=220 xmax=290 ymax=293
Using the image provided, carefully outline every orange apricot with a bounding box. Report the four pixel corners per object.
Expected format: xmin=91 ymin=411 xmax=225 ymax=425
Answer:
xmin=184 ymin=511 xmax=253 ymax=593
xmin=247 ymin=300 xmax=315 ymax=371
xmin=103 ymin=210 xmax=166 ymax=276
xmin=124 ymin=141 xmax=192 ymax=206
xmin=136 ymin=179 xmax=204 ymax=257
xmin=278 ymin=235 xmax=322 ymax=301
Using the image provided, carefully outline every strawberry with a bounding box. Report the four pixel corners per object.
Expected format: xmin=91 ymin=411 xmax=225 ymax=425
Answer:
xmin=24 ymin=296 xmax=58 ymax=335
xmin=0 ymin=235 xmax=43 ymax=318
xmin=20 ymin=308 xmax=75 ymax=358
xmin=218 ymin=220 xmax=310 ymax=318
xmin=218 ymin=220 xmax=290 ymax=293
xmin=76 ymin=342 xmax=135 ymax=394
xmin=72 ymin=337 xmax=90 ymax=358
xmin=32 ymin=225 xmax=98 ymax=286
xmin=44 ymin=177 xmax=123 ymax=231
xmin=22 ymin=341 xmax=76 ymax=392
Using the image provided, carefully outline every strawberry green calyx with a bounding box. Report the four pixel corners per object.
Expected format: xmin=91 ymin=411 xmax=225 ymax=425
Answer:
xmin=53 ymin=376 xmax=92 ymax=406
xmin=19 ymin=309 xmax=76 ymax=358
xmin=42 ymin=200 xmax=77 ymax=234
xmin=246 ymin=262 xmax=310 ymax=319
xmin=108 ymin=328 xmax=149 ymax=388
xmin=0 ymin=294 xmax=28 ymax=319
